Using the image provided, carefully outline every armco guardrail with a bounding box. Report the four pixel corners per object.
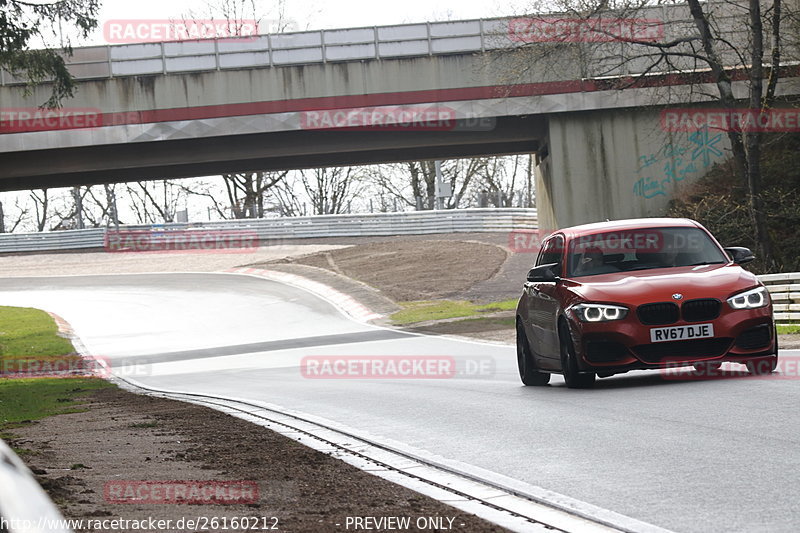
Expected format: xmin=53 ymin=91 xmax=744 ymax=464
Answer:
xmin=759 ymin=273 xmax=800 ymax=325
xmin=0 ymin=208 xmax=538 ymax=254
xmin=0 ymin=438 xmax=72 ymax=533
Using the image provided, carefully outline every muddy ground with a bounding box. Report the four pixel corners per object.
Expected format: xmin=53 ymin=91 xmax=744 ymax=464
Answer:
xmin=8 ymin=387 xmax=507 ymax=533
xmin=266 ymin=239 xmax=515 ymax=303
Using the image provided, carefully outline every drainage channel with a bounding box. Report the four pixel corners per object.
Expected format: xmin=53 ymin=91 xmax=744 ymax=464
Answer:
xmin=110 ymin=375 xmax=674 ymax=533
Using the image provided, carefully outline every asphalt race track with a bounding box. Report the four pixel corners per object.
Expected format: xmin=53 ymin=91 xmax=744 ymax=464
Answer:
xmin=1 ymin=273 xmax=798 ymax=532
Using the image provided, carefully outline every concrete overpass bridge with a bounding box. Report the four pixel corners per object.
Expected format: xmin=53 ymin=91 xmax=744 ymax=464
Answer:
xmin=1 ymin=3 xmax=797 ymax=229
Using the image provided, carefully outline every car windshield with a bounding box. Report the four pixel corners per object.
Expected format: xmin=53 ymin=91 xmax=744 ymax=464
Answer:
xmin=567 ymin=227 xmax=729 ymax=278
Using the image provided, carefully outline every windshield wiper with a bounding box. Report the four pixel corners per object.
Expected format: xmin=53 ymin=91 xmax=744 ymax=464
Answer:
xmin=624 ymin=265 xmax=666 ymax=272
xmin=685 ymin=261 xmax=725 ymax=266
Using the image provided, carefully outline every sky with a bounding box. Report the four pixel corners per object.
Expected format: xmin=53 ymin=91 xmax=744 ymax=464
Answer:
xmin=73 ymin=0 xmax=530 ymax=47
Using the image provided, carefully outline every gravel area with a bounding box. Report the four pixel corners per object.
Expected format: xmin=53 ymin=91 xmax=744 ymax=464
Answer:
xmin=262 ymin=239 xmax=510 ymax=302
xmin=9 ymin=386 xmax=507 ymax=533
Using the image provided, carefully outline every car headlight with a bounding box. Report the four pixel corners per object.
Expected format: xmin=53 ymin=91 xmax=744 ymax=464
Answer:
xmin=572 ymin=303 xmax=629 ymax=322
xmin=727 ymin=286 xmax=769 ymax=310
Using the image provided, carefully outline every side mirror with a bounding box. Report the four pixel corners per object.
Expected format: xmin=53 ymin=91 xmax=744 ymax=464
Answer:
xmin=724 ymin=247 xmax=755 ymax=265
xmin=527 ymin=263 xmax=560 ymax=282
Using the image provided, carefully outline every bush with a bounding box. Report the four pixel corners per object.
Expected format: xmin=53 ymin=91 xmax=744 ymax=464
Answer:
xmin=668 ymin=133 xmax=800 ymax=273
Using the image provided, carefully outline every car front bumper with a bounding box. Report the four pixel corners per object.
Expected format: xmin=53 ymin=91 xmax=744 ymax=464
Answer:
xmin=569 ymin=306 xmax=776 ymax=375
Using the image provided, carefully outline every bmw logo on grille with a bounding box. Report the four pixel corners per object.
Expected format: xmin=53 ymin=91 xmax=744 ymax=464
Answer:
xmin=672 ymin=293 xmax=684 ymax=300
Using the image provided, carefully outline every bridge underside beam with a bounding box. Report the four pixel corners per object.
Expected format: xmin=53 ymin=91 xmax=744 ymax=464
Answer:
xmin=0 ymin=116 xmax=543 ymax=192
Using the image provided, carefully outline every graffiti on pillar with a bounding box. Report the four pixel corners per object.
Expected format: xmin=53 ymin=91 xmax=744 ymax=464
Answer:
xmin=632 ymin=127 xmax=725 ymax=200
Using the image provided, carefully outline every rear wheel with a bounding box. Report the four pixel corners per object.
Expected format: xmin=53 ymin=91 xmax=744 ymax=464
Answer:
xmin=559 ymin=322 xmax=595 ymax=389
xmin=516 ymin=321 xmax=550 ymax=386
xmin=746 ymin=356 xmax=778 ymax=375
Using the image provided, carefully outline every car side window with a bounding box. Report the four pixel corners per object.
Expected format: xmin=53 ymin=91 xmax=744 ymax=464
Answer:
xmin=536 ymin=235 xmax=564 ymax=275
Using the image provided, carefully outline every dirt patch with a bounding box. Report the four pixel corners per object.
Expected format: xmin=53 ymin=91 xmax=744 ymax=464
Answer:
xmin=8 ymin=386 xmax=507 ymax=533
xmin=265 ymin=240 xmax=509 ymax=302
xmin=781 ymin=334 xmax=800 ymax=349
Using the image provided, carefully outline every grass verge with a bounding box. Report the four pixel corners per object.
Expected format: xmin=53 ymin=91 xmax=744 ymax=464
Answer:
xmin=390 ymin=299 xmax=517 ymax=325
xmin=777 ymin=325 xmax=800 ymax=335
xmin=0 ymin=305 xmax=113 ymax=439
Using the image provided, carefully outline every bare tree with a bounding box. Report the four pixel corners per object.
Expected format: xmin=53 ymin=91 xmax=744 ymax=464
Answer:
xmin=49 ymin=187 xmax=89 ymax=230
xmin=269 ymin=176 xmax=307 ymax=217
xmin=474 ymin=155 xmax=531 ymax=207
xmin=77 ymin=185 xmax=121 ymax=227
xmin=173 ymin=179 xmax=231 ymax=220
xmin=271 ymin=167 xmax=366 ymax=216
xmin=300 ymin=167 xmax=366 ymax=215
xmin=367 ymin=156 xmax=535 ymax=210
xmin=504 ymin=0 xmax=798 ymax=267
xmin=0 ymin=198 xmax=29 ymax=233
xmin=183 ymin=0 xmax=297 ymax=34
xmin=221 ymin=171 xmax=288 ymax=218
xmin=401 ymin=158 xmax=490 ymax=209
xmin=125 ymin=181 xmax=186 ymax=224
xmin=30 ymin=189 xmax=49 ymax=232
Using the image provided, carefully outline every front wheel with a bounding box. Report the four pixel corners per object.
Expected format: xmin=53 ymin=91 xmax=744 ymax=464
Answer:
xmin=559 ymin=323 xmax=595 ymax=389
xmin=516 ymin=322 xmax=550 ymax=386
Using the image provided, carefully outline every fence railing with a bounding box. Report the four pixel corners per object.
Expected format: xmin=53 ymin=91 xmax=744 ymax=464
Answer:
xmin=759 ymin=273 xmax=800 ymax=325
xmin=0 ymin=3 xmax=733 ymax=85
xmin=0 ymin=18 xmax=515 ymax=84
xmin=0 ymin=208 xmax=538 ymax=254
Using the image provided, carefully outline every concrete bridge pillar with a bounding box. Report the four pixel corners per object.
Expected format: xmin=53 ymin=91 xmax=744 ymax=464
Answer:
xmin=535 ymin=108 xmax=731 ymax=232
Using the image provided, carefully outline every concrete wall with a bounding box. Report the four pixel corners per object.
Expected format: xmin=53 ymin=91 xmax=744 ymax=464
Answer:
xmin=0 ymin=53 xmax=548 ymax=113
xmin=535 ymin=108 xmax=731 ymax=230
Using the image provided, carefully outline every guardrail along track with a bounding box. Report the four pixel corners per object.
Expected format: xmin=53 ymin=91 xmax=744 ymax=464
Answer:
xmin=0 ymin=208 xmax=538 ymax=253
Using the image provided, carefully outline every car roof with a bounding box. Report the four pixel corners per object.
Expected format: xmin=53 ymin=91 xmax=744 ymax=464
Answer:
xmin=554 ymin=218 xmax=701 ymax=239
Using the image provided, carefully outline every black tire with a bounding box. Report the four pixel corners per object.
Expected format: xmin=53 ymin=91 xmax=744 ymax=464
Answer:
xmin=559 ymin=322 xmax=595 ymax=389
xmin=516 ymin=321 xmax=550 ymax=386
xmin=746 ymin=355 xmax=778 ymax=375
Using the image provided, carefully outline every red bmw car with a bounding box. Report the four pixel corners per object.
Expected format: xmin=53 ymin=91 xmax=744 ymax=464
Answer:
xmin=516 ymin=218 xmax=777 ymax=388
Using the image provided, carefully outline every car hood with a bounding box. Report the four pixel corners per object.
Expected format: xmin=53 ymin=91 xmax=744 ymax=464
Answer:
xmin=566 ymin=264 xmax=761 ymax=305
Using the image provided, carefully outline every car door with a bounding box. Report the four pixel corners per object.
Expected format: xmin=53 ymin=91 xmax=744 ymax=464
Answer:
xmin=524 ymin=235 xmax=564 ymax=367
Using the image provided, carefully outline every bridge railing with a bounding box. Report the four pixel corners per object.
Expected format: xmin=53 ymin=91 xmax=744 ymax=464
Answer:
xmin=0 ymin=208 xmax=538 ymax=253
xmin=0 ymin=4 xmax=744 ymax=85
xmin=0 ymin=18 xmax=514 ymax=84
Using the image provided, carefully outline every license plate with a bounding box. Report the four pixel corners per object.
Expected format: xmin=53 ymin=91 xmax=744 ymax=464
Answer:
xmin=650 ymin=323 xmax=714 ymax=343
